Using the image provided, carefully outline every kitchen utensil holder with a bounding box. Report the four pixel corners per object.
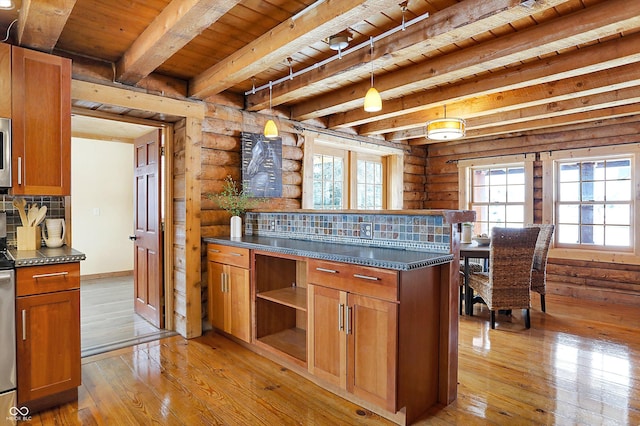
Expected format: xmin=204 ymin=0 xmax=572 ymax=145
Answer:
xmin=17 ymin=226 xmax=41 ymax=250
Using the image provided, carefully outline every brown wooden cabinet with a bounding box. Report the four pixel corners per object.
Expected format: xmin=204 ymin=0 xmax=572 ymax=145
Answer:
xmin=307 ymin=260 xmax=398 ymax=412
xmin=15 ymin=263 xmax=81 ymax=409
xmin=0 ymin=43 xmax=11 ymax=118
xmin=207 ymin=244 xmax=251 ymax=343
xmin=11 ymin=46 xmax=71 ymax=195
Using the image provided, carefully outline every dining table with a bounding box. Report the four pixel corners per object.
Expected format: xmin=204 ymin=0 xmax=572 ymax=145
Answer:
xmin=460 ymin=242 xmax=491 ymax=315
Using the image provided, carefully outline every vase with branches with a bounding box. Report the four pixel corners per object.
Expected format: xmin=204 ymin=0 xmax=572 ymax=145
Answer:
xmin=207 ymin=175 xmax=259 ymax=238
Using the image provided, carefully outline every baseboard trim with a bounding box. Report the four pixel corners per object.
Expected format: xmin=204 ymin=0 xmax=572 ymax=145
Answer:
xmin=81 ymin=270 xmax=133 ymax=280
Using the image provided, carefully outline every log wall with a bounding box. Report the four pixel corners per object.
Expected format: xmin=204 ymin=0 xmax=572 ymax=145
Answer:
xmin=424 ymin=116 xmax=640 ymax=306
xmin=199 ymin=100 xmax=429 ymax=324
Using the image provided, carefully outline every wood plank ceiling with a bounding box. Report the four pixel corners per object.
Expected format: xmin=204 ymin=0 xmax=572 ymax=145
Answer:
xmin=1 ymin=0 xmax=639 ymax=145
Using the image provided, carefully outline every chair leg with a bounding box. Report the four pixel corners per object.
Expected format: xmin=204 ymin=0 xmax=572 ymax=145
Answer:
xmin=524 ymin=309 xmax=531 ymax=329
xmin=540 ymin=295 xmax=546 ymax=313
xmin=490 ymin=311 xmax=496 ymax=329
xmin=459 ymin=285 xmax=463 ymax=315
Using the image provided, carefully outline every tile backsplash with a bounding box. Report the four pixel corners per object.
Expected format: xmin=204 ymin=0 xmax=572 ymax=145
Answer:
xmin=1 ymin=195 xmax=65 ymax=247
xmin=245 ymin=211 xmax=451 ymax=253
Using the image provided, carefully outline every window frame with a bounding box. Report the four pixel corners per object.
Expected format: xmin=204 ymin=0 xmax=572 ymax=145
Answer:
xmin=458 ymin=154 xmax=535 ymax=233
xmin=302 ymin=131 xmax=403 ymax=210
xmin=542 ymin=145 xmax=640 ymax=264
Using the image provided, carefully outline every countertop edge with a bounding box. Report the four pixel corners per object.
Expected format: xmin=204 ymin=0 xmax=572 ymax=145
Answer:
xmin=204 ymin=237 xmax=454 ymax=271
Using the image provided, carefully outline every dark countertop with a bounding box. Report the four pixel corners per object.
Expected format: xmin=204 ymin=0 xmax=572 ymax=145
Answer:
xmin=204 ymin=236 xmax=453 ymax=271
xmin=9 ymin=245 xmax=86 ymax=267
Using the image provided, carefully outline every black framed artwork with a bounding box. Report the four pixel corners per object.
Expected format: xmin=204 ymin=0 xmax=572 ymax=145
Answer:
xmin=241 ymin=132 xmax=283 ymax=198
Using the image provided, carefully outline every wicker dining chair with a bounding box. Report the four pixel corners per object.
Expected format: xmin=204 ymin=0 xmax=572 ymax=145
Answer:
xmin=526 ymin=224 xmax=555 ymax=313
xmin=467 ymin=227 xmax=540 ymax=329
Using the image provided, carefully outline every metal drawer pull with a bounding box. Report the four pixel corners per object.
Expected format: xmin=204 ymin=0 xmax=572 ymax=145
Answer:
xmin=221 ymin=273 xmax=225 ymax=292
xmin=316 ymin=267 xmax=337 ymax=274
xmin=345 ymin=306 xmax=352 ymax=335
xmin=353 ymin=274 xmax=380 ymax=281
xmin=229 ymin=252 xmax=243 ymax=257
xmin=22 ymin=310 xmax=26 ymax=340
xmin=338 ymin=304 xmax=344 ymax=331
xmin=32 ymin=271 xmax=69 ymax=279
xmin=209 ymin=249 xmax=221 ymax=253
xmin=17 ymin=157 xmax=22 ymax=185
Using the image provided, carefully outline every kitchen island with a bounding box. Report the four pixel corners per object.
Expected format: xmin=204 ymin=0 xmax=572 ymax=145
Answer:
xmin=203 ymin=209 xmax=473 ymax=425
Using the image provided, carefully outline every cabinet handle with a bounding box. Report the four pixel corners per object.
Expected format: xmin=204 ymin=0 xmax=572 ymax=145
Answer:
xmin=353 ymin=274 xmax=380 ymax=281
xmin=345 ymin=306 xmax=352 ymax=335
xmin=229 ymin=252 xmax=243 ymax=257
xmin=32 ymin=271 xmax=69 ymax=279
xmin=17 ymin=156 xmax=22 ymax=185
xmin=316 ymin=267 xmax=338 ymax=274
xmin=209 ymin=248 xmax=221 ymax=253
xmin=225 ymin=273 xmax=229 ymax=292
xmin=22 ymin=309 xmax=26 ymax=341
xmin=338 ymin=304 xmax=344 ymax=331
xmin=221 ymin=272 xmax=225 ymax=292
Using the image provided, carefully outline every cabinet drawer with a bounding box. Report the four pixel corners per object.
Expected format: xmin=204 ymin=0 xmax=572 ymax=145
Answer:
xmin=307 ymin=259 xmax=398 ymax=302
xmin=207 ymin=244 xmax=250 ymax=269
xmin=17 ymin=262 xmax=80 ymax=296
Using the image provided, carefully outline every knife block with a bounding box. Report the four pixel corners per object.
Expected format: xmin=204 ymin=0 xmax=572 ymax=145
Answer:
xmin=17 ymin=226 xmax=41 ymax=250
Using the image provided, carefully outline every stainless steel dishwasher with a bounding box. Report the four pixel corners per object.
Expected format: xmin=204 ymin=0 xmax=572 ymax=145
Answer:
xmin=0 ymin=268 xmax=16 ymax=423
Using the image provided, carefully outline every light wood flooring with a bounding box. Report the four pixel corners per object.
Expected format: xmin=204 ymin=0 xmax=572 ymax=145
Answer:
xmin=31 ymin=292 xmax=640 ymax=425
xmin=81 ymin=275 xmax=176 ymax=357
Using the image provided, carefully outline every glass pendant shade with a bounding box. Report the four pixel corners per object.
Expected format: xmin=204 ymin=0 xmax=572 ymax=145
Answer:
xmin=364 ymin=87 xmax=382 ymax=112
xmin=426 ymin=118 xmax=466 ymax=140
xmin=264 ymin=119 xmax=278 ymax=138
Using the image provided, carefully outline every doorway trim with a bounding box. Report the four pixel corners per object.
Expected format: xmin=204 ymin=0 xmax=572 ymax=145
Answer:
xmin=71 ymin=79 xmax=206 ymax=337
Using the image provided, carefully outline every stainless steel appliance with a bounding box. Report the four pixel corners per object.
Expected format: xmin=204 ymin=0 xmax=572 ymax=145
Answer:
xmin=0 ymin=118 xmax=10 ymax=189
xmin=0 ymin=211 xmax=16 ymax=423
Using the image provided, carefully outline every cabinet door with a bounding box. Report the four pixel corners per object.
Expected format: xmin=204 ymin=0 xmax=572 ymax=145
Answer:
xmin=348 ymin=293 xmax=398 ymax=412
xmin=227 ymin=265 xmax=250 ymax=343
xmin=11 ymin=47 xmax=71 ymax=195
xmin=0 ymin=43 xmax=10 ymax=118
xmin=308 ymin=284 xmax=346 ymax=388
xmin=207 ymin=261 xmax=250 ymax=343
xmin=16 ymin=289 xmax=81 ymax=404
xmin=208 ymin=261 xmax=226 ymax=332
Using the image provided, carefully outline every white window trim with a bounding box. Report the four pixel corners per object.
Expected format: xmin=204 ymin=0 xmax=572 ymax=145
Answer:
xmin=302 ymin=131 xmax=404 ymax=209
xmin=541 ymin=144 xmax=640 ymax=265
xmin=457 ymin=153 xmax=534 ymax=225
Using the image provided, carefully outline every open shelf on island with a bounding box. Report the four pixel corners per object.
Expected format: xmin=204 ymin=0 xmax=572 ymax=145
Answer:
xmin=257 ymin=328 xmax=306 ymax=362
xmin=254 ymin=252 xmax=308 ymax=364
xmin=257 ymin=287 xmax=307 ymax=311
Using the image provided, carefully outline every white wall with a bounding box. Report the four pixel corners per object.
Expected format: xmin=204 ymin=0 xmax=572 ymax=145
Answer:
xmin=71 ymin=138 xmax=134 ymax=276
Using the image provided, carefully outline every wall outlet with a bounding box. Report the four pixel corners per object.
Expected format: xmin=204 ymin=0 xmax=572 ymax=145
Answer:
xmin=359 ymin=222 xmax=373 ymax=239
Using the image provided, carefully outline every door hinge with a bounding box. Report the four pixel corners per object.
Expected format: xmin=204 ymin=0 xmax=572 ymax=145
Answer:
xmin=161 ymin=146 xmax=165 ymax=156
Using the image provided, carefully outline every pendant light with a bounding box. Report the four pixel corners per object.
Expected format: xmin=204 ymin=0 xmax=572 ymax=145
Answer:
xmin=264 ymin=81 xmax=278 ymax=139
xmin=426 ymin=105 xmax=465 ymax=140
xmin=0 ymin=0 xmax=14 ymax=9
xmin=363 ymin=37 xmax=382 ymax=112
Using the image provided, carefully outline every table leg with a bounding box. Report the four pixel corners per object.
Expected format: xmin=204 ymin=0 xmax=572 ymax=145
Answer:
xmin=464 ymin=258 xmax=473 ymax=316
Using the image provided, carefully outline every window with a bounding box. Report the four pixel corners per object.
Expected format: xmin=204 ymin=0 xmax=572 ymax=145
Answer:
xmin=312 ymin=151 xmax=345 ymax=210
xmin=542 ymin=145 xmax=639 ymax=259
xmin=458 ymin=155 xmax=534 ymax=236
xmin=303 ymin=131 xmax=403 ymax=210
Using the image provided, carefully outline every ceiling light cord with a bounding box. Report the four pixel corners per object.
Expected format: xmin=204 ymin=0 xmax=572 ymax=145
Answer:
xmin=1 ymin=19 xmax=17 ymax=43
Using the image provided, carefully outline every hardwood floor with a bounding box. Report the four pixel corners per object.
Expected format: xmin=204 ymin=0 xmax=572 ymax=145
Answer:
xmin=81 ymin=275 xmax=176 ymax=357
xmin=30 ymin=293 xmax=640 ymax=425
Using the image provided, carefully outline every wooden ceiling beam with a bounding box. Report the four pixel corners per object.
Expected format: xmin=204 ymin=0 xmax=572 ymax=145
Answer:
xmin=397 ymin=86 xmax=640 ymax=142
xmin=244 ymin=0 xmax=562 ymax=111
xmin=188 ymin=0 xmax=400 ymax=100
xmin=331 ymin=31 xmax=640 ymax=131
xmin=291 ymin=0 xmax=640 ymax=121
xmin=116 ymin=0 xmax=240 ymax=85
xmin=17 ymin=0 xmax=77 ymax=52
xmin=359 ymin=58 xmax=640 ymax=135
